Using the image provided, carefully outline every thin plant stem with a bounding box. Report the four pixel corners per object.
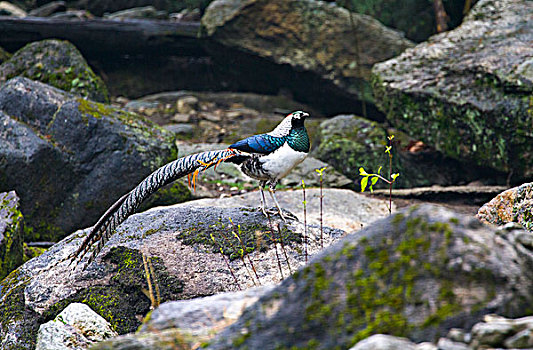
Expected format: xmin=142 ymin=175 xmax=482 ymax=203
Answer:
xmin=388 ymin=137 xmax=393 ymax=215
xmin=320 ymin=174 xmax=324 ymax=249
xmin=230 ymin=219 xmax=261 ymax=285
xmin=348 ymin=3 xmax=366 ymax=119
xmin=147 ymin=256 xmax=160 ymax=307
xmin=210 ymin=234 xmax=241 ymax=290
xmin=277 ymin=223 xmax=292 ymax=275
xmin=141 ymin=252 xmax=156 ymax=309
xmin=219 ymin=224 xmax=257 ymax=286
xmin=302 ymin=180 xmax=308 ymax=263
xmin=265 ymin=211 xmax=284 ymax=280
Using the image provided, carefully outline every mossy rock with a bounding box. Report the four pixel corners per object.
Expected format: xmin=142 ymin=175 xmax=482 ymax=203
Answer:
xmin=372 ymin=0 xmax=533 ymax=179
xmin=0 ymin=39 xmax=109 ymax=102
xmin=312 ymin=114 xmax=389 ymax=189
xmin=0 ymin=77 xmax=181 ymax=242
xmin=0 ymin=191 xmax=24 ymax=280
xmin=207 ymin=204 xmax=533 ymax=349
xmin=0 ymin=204 xmax=334 ymax=348
xmin=67 ymin=0 xmax=213 ymax=16
xmin=310 ymin=114 xmax=471 ymax=189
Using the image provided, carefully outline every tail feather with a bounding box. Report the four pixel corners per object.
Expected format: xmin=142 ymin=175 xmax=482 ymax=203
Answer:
xmin=72 ymin=148 xmax=243 ymax=269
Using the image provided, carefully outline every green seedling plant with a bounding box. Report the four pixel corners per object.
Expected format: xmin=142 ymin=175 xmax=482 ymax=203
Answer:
xmin=315 ymin=167 xmax=327 ymax=249
xmin=359 ymin=135 xmax=400 ymax=214
xmin=229 ymin=218 xmax=261 ymax=286
xmin=301 ymin=180 xmax=308 ymax=263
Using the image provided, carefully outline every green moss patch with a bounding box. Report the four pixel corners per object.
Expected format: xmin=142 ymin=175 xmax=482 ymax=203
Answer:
xmin=292 ymin=214 xmax=491 ymax=347
xmin=0 ymin=193 xmax=24 ymax=280
xmin=179 ymin=214 xmax=301 ymax=260
xmin=44 ymin=247 xmax=184 ymax=335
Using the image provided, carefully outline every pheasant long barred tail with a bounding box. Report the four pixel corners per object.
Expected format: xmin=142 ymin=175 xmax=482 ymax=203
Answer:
xmin=70 ymin=110 xmax=310 ymax=271
xmin=71 ymin=148 xmax=242 ymax=269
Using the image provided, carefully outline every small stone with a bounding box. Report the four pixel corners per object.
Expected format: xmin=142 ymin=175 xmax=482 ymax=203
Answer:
xmin=171 ymin=113 xmax=191 ymax=123
xmin=471 ymin=321 xmax=515 ymax=348
xmin=0 ymin=1 xmax=26 ymax=17
xmin=36 ymin=303 xmax=117 ymax=350
xmin=350 ymin=334 xmax=417 ymax=350
xmin=447 ymin=328 xmax=471 ymax=344
xmin=105 ymin=6 xmax=168 ymax=20
xmin=169 ymin=8 xmax=201 ymax=22
xmin=415 ymin=342 xmax=437 ymax=350
xmin=28 ymin=1 xmax=66 ymax=17
xmin=164 ymin=123 xmax=194 ymax=135
xmin=49 ymin=9 xmax=92 ymax=19
xmin=436 ymin=338 xmax=469 ymax=350
xmin=504 ymin=327 xmax=533 ymax=349
xmin=202 ymin=112 xmax=222 ymax=122
xmin=176 ymin=96 xmax=199 ymax=114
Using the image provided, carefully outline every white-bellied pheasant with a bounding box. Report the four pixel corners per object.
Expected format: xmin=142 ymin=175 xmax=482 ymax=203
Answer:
xmin=71 ymin=111 xmax=310 ymax=269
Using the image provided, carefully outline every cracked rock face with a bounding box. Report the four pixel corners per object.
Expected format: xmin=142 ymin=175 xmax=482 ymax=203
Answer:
xmin=0 ymin=77 xmax=180 ymax=241
xmin=372 ymin=0 xmax=533 ymax=178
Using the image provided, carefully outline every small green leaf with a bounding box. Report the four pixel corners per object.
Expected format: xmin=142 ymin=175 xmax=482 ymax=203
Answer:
xmin=371 ymin=176 xmax=379 ymax=185
xmin=301 ymin=179 xmax=306 ymax=188
xmin=377 ymin=166 xmax=382 ymax=175
xmin=385 ymin=146 xmax=392 ymax=154
xmin=361 ymin=176 xmax=368 ymax=192
xmin=71 ymin=77 xmax=80 ymax=87
xmin=391 ymin=173 xmax=400 ymax=181
xmin=359 ymin=167 xmax=368 ymax=176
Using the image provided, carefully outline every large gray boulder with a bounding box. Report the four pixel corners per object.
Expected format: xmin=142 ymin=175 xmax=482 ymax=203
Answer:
xmin=201 ymin=0 xmax=413 ymax=110
xmin=0 ymin=77 xmax=182 ymax=241
xmin=205 ymin=204 xmax=533 ymax=349
xmin=0 ymin=39 xmax=109 ymax=102
xmin=0 ymin=191 xmax=23 ymax=280
xmin=0 ymin=204 xmax=345 ymax=349
xmin=372 ymin=0 xmax=533 ymax=179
